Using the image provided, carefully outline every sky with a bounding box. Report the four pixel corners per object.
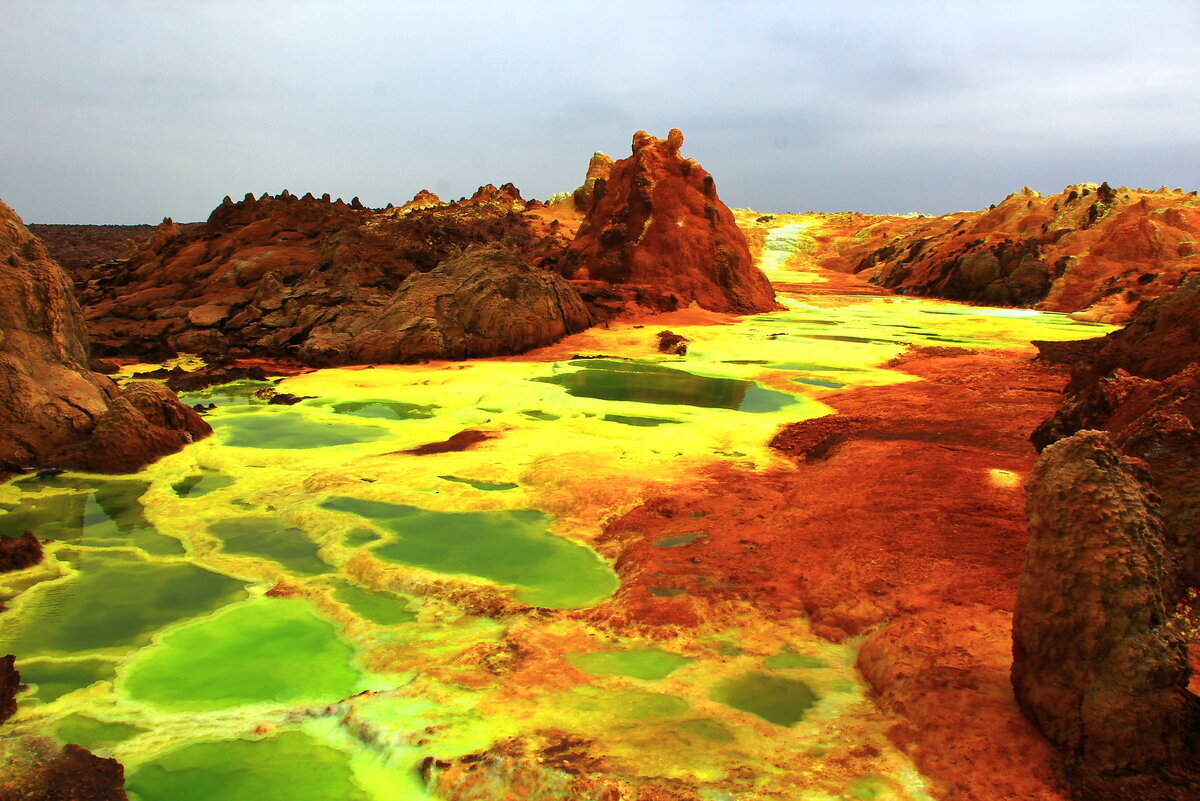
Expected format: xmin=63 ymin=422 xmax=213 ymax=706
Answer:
xmin=1 ymin=0 xmax=1198 ymax=223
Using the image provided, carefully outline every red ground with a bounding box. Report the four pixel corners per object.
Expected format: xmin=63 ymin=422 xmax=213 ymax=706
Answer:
xmin=578 ymin=343 xmax=1077 ymax=799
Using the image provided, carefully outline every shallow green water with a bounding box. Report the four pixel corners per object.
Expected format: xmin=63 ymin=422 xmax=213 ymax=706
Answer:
xmin=177 ymin=379 xmax=275 ymax=408
xmin=437 ymin=475 xmax=519 ymax=492
xmin=0 ymin=549 xmax=244 ymax=657
xmin=213 ymin=411 xmax=388 ymax=449
xmin=568 ymin=648 xmax=693 ymax=680
xmin=17 ymin=657 xmax=117 ymax=703
xmin=602 ymin=413 xmax=683 ymax=427
xmin=121 ymin=598 xmax=360 ymax=711
xmin=327 ymin=399 xmax=437 ymax=420
xmin=1 ymin=476 xmax=181 ymax=555
xmin=765 ymin=651 xmax=826 ymax=670
xmin=709 ymin=672 xmax=818 ymax=726
xmin=534 ymin=359 xmax=798 ymax=413
xmin=208 ymin=516 xmax=328 ymax=574
xmin=320 ymin=496 xmax=618 ymax=609
xmin=172 ymin=471 xmax=235 ymax=498
xmin=329 ymin=579 xmax=417 ymax=626
xmin=126 ymin=731 xmax=369 ymax=801
xmin=653 ymin=532 xmax=706 ymax=548
xmin=55 ymin=714 xmax=146 ymax=749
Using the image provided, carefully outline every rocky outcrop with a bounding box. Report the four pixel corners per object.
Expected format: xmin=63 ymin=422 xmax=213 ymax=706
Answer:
xmin=570 ymin=152 xmax=613 ymax=212
xmin=0 ymin=199 xmax=210 ymax=478
xmin=1060 ymin=274 xmax=1200 ymax=395
xmin=562 ymin=129 xmax=778 ymax=314
xmin=1 ymin=655 xmax=17 ymax=723
xmin=299 ymin=246 xmax=591 ymax=365
xmin=1016 ymin=277 xmax=1200 ymax=797
xmin=0 ymin=532 xmax=42 ymax=573
xmin=1014 ymin=432 xmax=1199 ymax=796
xmin=74 ymin=189 xmax=575 ymax=363
xmin=832 ymin=184 xmax=1200 ymax=322
xmin=0 ymin=742 xmax=129 ymax=801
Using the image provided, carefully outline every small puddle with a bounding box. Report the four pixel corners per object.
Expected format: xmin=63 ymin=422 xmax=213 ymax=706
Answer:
xmin=319 ymin=497 xmax=618 ymax=609
xmin=120 ymin=598 xmax=360 ymax=712
xmin=653 ymin=532 xmax=706 ymax=548
xmin=177 ymin=379 xmax=276 ymax=408
xmin=533 ymin=359 xmax=798 ymax=413
xmin=17 ymin=657 xmax=117 ymax=703
xmin=55 ymin=714 xmax=146 ymax=750
xmin=602 ymin=413 xmax=683 ymax=427
xmin=437 ymin=475 xmax=519 ymax=492
xmin=213 ymin=411 xmax=389 ymax=449
xmin=208 ymin=517 xmax=328 ymax=574
xmin=329 ymin=579 xmax=417 ymax=626
xmin=126 ymin=731 xmax=369 ymax=801
xmin=567 ymin=648 xmax=693 ymax=680
xmin=326 ymin=399 xmax=437 ymax=420
xmin=709 ymin=672 xmax=818 ymax=726
xmin=172 ymin=471 xmax=235 ymax=498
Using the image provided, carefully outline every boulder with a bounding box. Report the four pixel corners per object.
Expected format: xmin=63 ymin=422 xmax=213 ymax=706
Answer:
xmin=1015 ymin=432 xmax=1194 ymax=770
xmin=562 ymin=129 xmax=779 ymax=314
xmin=0 ymin=531 xmax=42 ymax=572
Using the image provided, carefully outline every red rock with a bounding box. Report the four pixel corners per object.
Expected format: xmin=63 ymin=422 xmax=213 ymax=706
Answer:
xmin=1014 ymin=431 xmax=1200 ymax=797
xmin=0 ymin=198 xmax=209 ymax=478
xmin=0 ymin=743 xmax=129 ymax=801
xmin=1 ymin=654 xmax=17 ymax=723
xmin=1016 ymin=276 xmax=1200 ymax=796
xmin=74 ymin=190 xmax=576 ymax=364
xmin=570 ymin=152 xmax=614 ymax=212
xmin=562 ymin=129 xmax=779 ymax=314
xmin=0 ymin=532 xmax=43 ymax=573
xmin=396 ymin=428 xmax=494 ymax=456
xmin=830 ymin=184 xmax=1200 ymax=322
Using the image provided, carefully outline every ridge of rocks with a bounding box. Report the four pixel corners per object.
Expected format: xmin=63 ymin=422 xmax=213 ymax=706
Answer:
xmin=830 ymin=183 xmax=1200 ymax=323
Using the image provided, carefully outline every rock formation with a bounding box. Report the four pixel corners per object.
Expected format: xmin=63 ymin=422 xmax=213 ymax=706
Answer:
xmin=822 ymin=184 xmax=1200 ymax=322
xmin=0 ymin=199 xmax=210 ymax=479
xmin=0 ymin=531 xmax=42 ymax=573
xmin=299 ymin=246 xmax=591 ymax=365
xmin=1 ymin=654 xmax=17 ymax=723
xmin=570 ymin=151 xmax=613 ymax=212
xmin=0 ymin=742 xmax=129 ymax=801
xmin=1015 ymin=277 xmax=1200 ymax=797
xmin=74 ymin=189 xmax=577 ymax=363
xmin=1014 ymin=432 xmax=1198 ymax=796
xmin=562 ymin=129 xmax=779 ymax=314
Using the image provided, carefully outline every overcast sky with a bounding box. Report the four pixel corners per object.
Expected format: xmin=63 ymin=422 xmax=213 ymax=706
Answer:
xmin=2 ymin=1 xmax=1197 ymax=223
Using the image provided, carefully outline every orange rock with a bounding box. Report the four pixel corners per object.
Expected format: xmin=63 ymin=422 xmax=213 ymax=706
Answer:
xmin=563 ymin=129 xmax=779 ymax=314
